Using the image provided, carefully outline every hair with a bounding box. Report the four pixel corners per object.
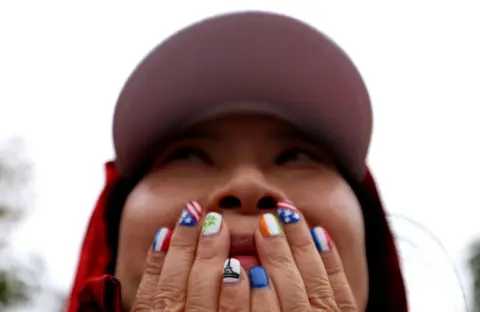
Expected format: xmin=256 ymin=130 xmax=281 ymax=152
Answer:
xmin=102 ymin=170 xmax=404 ymax=311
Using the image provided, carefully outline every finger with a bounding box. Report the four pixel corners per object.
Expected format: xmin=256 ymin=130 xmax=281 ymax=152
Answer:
xmin=249 ymin=266 xmax=281 ymax=312
xmin=255 ymin=213 xmax=310 ymax=311
xmin=219 ymin=258 xmax=250 ymax=312
xmin=131 ymin=227 xmax=172 ymax=312
xmin=153 ymin=201 xmax=203 ymax=310
xmin=314 ymin=228 xmax=358 ymax=311
xmin=185 ymin=212 xmax=230 ymax=311
xmin=277 ymin=201 xmax=338 ymax=310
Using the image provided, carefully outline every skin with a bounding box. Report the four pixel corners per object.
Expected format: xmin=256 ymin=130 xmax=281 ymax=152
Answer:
xmin=115 ymin=114 xmax=369 ymax=310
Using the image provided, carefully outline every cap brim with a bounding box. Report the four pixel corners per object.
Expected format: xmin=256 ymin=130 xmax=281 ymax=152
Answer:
xmin=113 ymin=11 xmax=372 ymax=181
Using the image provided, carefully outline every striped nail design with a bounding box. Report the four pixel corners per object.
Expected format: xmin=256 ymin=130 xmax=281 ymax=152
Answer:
xmin=277 ymin=200 xmax=301 ymax=224
xmin=179 ymin=201 xmax=202 ymax=226
xmin=311 ymin=227 xmax=333 ymax=252
xmin=223 ymin=258 xmax=241 ymax=283
xmin=152 ymin=228 xmax=172 ymax=252
xmin=202 ymin=212 xmax=222 ymax=236
xmin=259 ymin=213 xmax=283 ymax=237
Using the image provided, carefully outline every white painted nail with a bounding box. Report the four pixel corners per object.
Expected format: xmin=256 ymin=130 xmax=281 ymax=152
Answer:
xmin=223 ymin=258 xmax=241 ymax=283
xmin=202 ymin=212 xmax=222 ymax=236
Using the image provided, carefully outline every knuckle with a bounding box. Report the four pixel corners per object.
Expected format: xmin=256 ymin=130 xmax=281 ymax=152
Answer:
xmin=293 ymin=233 xmax=315 ymax=254
xmin=312 ymin=298 xmax=340 ymax=312
xmin=134 ymin=285 xmax=153 ymax=302
xmin=219 ymin=300 xmax=242 ymax=312
xmin=337 ymin=301 xmax=358 ymax=312
xmin=325 ymin=263 xmax=343 ymax=277
xmin=288 ymin=306 xmax=311 ymax=312
xmin=169 ymin=238 xmax=197 ymax=254
xmin=185 ymin=294 xmax=212 ymax=312
xmin=308 ymin=283 xmax=340 ymax=311
xmin=153 ymin=288 xmax=185 ymax=310
xmin=154 ymin=277 xmax=186 ymax=309
xmin=194 ymin=249 xmax=222 ymax=263
xmin=130 ymin=301 xmax=151 ymax=312
xmin=143 ymin=262 xmax=162 ymax=276
xmin=264 ymin=250 xmax=292 ymax=268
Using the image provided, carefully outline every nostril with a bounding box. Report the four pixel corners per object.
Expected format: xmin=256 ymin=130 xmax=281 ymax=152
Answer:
xmin=257 ymin=196 xmax=277 ymax=210
xmin=219 ymin=196 xmax=242 ymax=209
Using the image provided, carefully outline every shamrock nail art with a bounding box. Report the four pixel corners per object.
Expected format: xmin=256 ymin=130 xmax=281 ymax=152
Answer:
xmin=202 ymin=212 xmax=222 ymax=235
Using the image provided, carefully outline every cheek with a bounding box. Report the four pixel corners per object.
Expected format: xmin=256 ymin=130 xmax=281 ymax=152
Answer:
xmin=115 ymin=179 xmax=209 ymax=304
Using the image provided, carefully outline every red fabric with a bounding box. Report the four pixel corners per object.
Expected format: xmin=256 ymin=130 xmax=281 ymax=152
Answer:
xmin=66 ymin=162 xmax=408 ymax=311
xmin=362 ymin=171 xmax=408 ymax=311
xmin=76 ymin=275 xmax=123 ymax=312
xmin=66 ymin=162 xmax=120 ymax=312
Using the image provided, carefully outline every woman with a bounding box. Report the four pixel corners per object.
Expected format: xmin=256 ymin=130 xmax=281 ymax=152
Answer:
xmin=67 ymin=11 xmax=407 ymax=311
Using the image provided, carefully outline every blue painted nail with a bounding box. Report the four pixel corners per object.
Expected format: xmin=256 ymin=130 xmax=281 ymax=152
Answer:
xmin=249 ymin=266 xmax=269 ymax=289
xmin=277 ymin=200 xmax=301 ymax=224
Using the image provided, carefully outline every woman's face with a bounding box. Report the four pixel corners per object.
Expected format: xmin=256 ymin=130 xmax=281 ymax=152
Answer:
xmin=115 ymin=114 xmax=369 ymax=309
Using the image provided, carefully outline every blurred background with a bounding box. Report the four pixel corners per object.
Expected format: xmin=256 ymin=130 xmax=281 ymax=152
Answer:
xmin=0 ymin=2 xmax=479 ymax=311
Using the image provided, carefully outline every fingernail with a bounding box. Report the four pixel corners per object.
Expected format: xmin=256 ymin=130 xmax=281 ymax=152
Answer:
xmin=152 ymin=228 xmax=172 ymax=252
xmin=277 ymin=200 xmax=301 ymax=224
xmin=249 ymin=266 xmax=269 ymax=288
xmin=202 ymin=212 xmax=222 ymax=236
xmin=223 ymin=258 xmax=241 ymax=283
xmin=179 ymin=201 xmax=202 ymax=226
xmin=311 ymin=226 xmax=333 ymax=252
xmin=259 ymin=213 xmax=283 ymax=237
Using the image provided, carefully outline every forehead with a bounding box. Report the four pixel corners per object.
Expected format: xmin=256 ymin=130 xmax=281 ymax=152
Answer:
xmin=168 ymin=114 xmax=325 ymax=150
xmin=180 ymin=114 xmax=300 ymax=137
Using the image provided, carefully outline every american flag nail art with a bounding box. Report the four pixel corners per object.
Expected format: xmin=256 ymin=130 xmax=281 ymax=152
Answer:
xmin=179 ymin=201 xmax=202 ymax=226
xmin=277 ymin=200 xmax=301 ymax=224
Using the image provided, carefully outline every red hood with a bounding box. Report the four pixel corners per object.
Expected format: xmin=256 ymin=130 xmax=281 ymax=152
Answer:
xmin=66 ymin=162 xmax=408 ymax=311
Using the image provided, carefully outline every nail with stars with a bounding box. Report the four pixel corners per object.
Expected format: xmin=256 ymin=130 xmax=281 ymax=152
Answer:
xmin=277 ymin=200 xmax=301 ymax=224
xmin=179 ymin=201 xmax=202 ymax=226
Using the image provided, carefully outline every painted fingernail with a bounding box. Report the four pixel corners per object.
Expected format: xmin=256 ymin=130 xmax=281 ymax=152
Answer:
xmin=202 ymin=212 xmax=222 ymax=236
xmin=223 ymin=258 xmax=241 ymax=283
xmin=311 ymin=226 xmax=333 ymax=252
xmin=259 ymin=213 xmax=283 ymax=237
xmin=249 ymin=266 xmax=269 ymax=288
xmin=152 ymin=228 xmax=172 ymax=252
xmin=179 ymin=201 xmax=202 ymax=226
xmin=277 ymin=200 xmax=301 ymax=224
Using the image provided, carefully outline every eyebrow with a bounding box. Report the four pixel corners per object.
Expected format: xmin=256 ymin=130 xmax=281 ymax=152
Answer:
xmin=170 ymin=128 xmax=222 ymax=142
xmin=269 ymin=129 xmax=318 ymax=145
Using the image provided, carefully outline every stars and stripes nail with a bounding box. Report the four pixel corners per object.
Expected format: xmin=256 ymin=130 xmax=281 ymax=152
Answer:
xmin=311 ymin=226 xmax=333 ymax=252
xmin=277 ymin=200 xmax=301 ymax=224
xmin=152 ymin=228 xmax=172 ymax=252
xmin=179 ymin=201 xmax=202 ymax=226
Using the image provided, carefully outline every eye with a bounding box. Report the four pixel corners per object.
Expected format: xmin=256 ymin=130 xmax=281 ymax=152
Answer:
xmin=275 ymin=147 xmax=319 ymax=165
xmin=164 ymin=146 xmax=212 ymax=165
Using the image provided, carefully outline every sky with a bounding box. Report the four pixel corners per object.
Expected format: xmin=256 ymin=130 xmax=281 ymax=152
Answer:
xmin=0 ymin=1 xmax=479 ymax=311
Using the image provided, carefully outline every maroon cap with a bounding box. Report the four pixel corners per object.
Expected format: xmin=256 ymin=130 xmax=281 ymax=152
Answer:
xmin=113 ymin=11 xmax=372 ymax=181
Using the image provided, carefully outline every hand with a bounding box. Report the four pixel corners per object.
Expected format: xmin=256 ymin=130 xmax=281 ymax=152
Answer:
xmin=250 ymin=201 xmax=358 ymax=311
xmin=130 ymin=200 xmax=247 ymax=311
xmin=129 ymin=200 xmax=358 ymax=311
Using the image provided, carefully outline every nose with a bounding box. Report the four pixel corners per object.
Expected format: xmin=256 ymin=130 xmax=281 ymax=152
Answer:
xmin=208 ymin=167 xmax=284 ymax=215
